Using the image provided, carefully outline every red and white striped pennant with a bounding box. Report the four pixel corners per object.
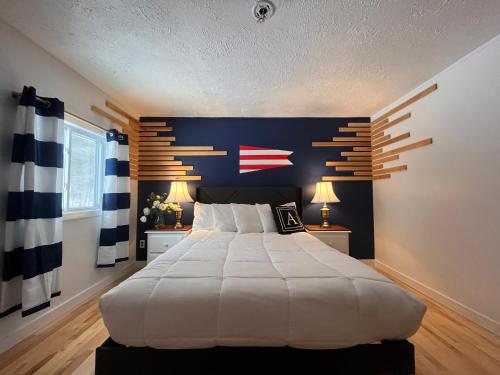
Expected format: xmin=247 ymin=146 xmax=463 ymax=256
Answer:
xmin=239 ymin=145 xmax=293 ymax=174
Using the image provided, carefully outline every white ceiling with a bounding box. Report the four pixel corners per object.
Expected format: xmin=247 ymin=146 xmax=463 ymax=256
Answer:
xmin=1 ymin=0 xmax=500 ymax=117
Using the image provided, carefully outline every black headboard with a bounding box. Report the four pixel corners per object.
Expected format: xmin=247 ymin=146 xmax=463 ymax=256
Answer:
xmin=197 ymin=187 xmax=302 ymax=216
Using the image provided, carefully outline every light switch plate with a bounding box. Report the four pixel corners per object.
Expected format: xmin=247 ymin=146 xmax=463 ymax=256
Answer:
xmin=139 ymin=240 xmax=145 ymax=248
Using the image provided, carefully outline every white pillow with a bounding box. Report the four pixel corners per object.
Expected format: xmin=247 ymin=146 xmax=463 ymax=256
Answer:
xmin=231 ymin=204 xmax=264 ymax=234
xmin=192 ymin=202 xmax=214 ymax=230
xmin=212 ymin=204 xmax=237 ymax=232
xmin=255 ymin=204 xmax=277 ymax=233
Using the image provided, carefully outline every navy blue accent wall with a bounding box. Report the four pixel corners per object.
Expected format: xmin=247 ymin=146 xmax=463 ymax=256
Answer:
xmin=137 ymin=117 xmax=374 ymax=260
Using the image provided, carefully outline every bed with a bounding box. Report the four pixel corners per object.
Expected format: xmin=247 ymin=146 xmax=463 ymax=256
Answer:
xmin=96 ymin=187 xmax=425 ymax=375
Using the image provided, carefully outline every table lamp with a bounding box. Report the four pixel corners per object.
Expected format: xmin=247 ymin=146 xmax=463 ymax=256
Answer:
xmin=311 ymin=181 xmax=340 ymax=228
xmin=166 ymin=181 xmax=194 ymax=229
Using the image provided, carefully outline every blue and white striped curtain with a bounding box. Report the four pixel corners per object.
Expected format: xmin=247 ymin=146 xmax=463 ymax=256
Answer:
xmin=1 ymin=86 xmax=64 ymax=318
xmin=97 ymin=130 xmax=130 ymax=267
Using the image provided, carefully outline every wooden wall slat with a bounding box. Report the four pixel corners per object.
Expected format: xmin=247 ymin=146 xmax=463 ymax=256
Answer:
xmin=139 ymin=156 xmax=175 ymax=161
xmin=353 ymin=147 xmax=372 ymax=151
xmin=138 ymin=160 xmax=182 ymax=166
xmin=139 ymin=127 xmax=173 ymax=132
xmin=373 ymin=132 xmax=411 ymax=150
xmin=105 ymin=101 xmax=139 ymax=122
xmin=322 ymin=176 xmax=372 ymax=181
xmin=354 ymin=171 xmax=373 ymax=176
xmin=138 ymin=132 xmax=157 ymax=136
xmin=371 ymin=83 xmax=438 ymax=124
xmin=339 ymin=127 xmax=370 ymax=132
xmin=138 ymin=171 xmax=187 ymax=176
xmin=139 ymin=146 xmax=214 ymax=151
xmin=138 ymin=176 xmax=202 ymax=181
xmin=347 ymin=156 xmax=372 ymax=161
xmin=90 ymin=105 xmax=129 ymax=129
xmin=372 ymin=138 xmax=433 ymax=161
xmin=139 ymin=141 xmax=173 ymax=146
xmin=372 ymin=113 xmax=411 ymax=135
xmin=372 ymin=132 xmax=386 ymax=141
xmin=332 ymin=137 xmax=371 ymax=142
xmin=372 ymin=134 xmax=390 ymax=144
xmin=373 ymin=165 xmax=407 ymax=175
xmin=139 ymin=122 xmax=168 ymax=126
xmin=312 ymin=142 xmax=372 ymax=147
xmin=336 ymin=166 xmax=372 ymax=171
xmin=373 ymin=174 xmax=391 ymax=180
xmin=341 ymin=151 xmax=371 ymax=156
xmin=373 ymin=155 xmax=399 ymax=164
xmin=139 ymin=151 xmax=228 ymax=156
xmin=139 ymin=136 xmax=175 ymax=141
xmin=356 ymin=132 xmax=371 ymax=137
xmin=347 ymin=122 xmax=372 ymax=127
xmin=139 ymin=166 xmax=193 ymax=171
xmin=326 ymin=161 xmax=372 ymax=166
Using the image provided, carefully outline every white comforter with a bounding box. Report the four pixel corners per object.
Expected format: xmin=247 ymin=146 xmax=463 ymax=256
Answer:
xmin=100 ymin=230 xmax=425 ymax=349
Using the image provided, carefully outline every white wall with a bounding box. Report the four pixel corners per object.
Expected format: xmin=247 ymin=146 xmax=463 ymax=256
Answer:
xmin=0 ymin=20 xmax=139 ymax=351
xmin=372 ymin=33 xmax=500 ymax=335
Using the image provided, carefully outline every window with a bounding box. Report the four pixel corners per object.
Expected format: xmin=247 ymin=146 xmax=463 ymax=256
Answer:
xmin=63 ymin=118 xmax=105 ymax=215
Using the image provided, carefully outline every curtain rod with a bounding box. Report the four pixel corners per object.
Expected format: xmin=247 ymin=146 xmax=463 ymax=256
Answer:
xmin=11 ymin=90 xmax=51 ymax=107
xmin=11 ymin=91 xmax=109 ymax=133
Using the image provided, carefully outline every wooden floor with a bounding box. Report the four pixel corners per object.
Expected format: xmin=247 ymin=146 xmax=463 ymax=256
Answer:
xmin=0 ymin=264 xmax=499 ymax=375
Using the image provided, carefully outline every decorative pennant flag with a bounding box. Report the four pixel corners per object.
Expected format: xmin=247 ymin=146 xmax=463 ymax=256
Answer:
xmin=239 ymin=145 xmax=293 ymax=174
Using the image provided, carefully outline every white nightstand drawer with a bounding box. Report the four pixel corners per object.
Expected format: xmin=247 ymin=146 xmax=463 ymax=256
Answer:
xmin=145 ymin=227 xmax=192 ymax=264
xmin=148 ymin=234 xmax=185 ymax=254
xmin=305 ymin=225 xmax=351 ymax=255
xmin=313 ymin=232 xmax=349 ymax=254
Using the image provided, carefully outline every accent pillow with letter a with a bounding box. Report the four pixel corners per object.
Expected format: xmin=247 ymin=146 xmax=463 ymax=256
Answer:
xmin=273 ymin=205 xmax=305 ymax=234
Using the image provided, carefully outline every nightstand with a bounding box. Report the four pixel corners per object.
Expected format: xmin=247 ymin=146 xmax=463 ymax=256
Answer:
xmin=305 ymin=225 xmax=351 ymax=255
xmin=145 ymin=225 xmax=192 ymax=264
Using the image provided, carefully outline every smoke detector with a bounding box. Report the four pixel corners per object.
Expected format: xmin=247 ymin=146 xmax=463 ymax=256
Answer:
xmin=253 ymin=1 xmax=275 ymax=23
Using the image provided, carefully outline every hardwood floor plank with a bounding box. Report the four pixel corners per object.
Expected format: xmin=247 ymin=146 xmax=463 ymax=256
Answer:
xmin=0 ymin=263 xmax=498 ymax=375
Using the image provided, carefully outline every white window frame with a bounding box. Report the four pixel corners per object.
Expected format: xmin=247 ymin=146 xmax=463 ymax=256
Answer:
xmin=62 ymin=115 xmax=106 ymax=221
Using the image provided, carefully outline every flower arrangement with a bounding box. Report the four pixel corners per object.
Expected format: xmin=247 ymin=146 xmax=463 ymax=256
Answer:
xmin=139 ymin=192 xmax=181 ymax=228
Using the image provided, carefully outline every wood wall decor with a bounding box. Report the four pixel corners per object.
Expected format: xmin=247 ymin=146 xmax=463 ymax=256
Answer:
xmin=91 ymin=106 xmax=228 ymax=181
xmin=312 ymin=84 xmax=437 ymax=181
xmin=90 ymin=103 xmax=140 ymax=180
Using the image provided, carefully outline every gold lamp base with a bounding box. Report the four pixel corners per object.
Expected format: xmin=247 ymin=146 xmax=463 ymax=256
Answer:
xmin=320 ymin=203 xmax=330 ymax=228
xmin=174 ymin=206 xmax=184 ymax=229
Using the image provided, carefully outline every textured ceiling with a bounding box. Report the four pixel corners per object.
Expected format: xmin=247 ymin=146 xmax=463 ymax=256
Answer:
xmin=1 ymin=0 xmax=500 ymax=117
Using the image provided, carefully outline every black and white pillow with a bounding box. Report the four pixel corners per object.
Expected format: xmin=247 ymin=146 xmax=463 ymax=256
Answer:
xmin=273 ymin=205 xmax=305 ymax=234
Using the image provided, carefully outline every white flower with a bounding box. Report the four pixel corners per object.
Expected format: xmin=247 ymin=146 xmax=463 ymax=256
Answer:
xmin=159 ymin=203 xmax=167 ymax=211
xmin=153 ymin=200 xmax=160 ymax=207
xmin=143 ymin=207 xmax=150 ymax=216
xmin=139 ymin=216 xmax=147 ymax=223
xmin=156 ymin=195 xmax=161 ymax=200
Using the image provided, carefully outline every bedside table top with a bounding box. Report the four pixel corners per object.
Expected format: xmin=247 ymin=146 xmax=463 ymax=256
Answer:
xmin=145 ymin=225 xmax=192 ymax=234
xmin=305 ymin=224 xmax=351 ymax=233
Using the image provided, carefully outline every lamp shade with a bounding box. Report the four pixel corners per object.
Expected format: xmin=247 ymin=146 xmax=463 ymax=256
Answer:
xmin=311 ymin=182 xmax=340 ymax=203
xmin=166 ymin=181 xmax=194 ymax=203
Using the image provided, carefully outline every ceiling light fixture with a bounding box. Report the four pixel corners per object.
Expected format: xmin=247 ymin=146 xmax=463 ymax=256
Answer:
xmin=253 ymin=0 xmax=275 ymax=23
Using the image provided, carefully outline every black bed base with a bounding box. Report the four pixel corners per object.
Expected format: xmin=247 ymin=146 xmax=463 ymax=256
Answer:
xmin=95 ymin=338 xmax=415 ymax=375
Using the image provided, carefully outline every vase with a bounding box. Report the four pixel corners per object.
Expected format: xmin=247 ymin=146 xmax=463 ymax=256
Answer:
xmin=154 ymin=213 xmax=165 ymax=229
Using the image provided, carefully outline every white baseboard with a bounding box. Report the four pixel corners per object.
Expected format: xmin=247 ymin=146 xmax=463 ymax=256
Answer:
xmin=375 ymin=260 xmax=500 ymax=336
xmin=0 ymin=261 xmax=140 ymax=353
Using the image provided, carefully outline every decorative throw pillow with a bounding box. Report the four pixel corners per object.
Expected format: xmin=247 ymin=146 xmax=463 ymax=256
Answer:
xmin=255 ymin=203 xmax=278 ymax=233
xmin=231 ymin=204 xmax=263 ymax=234
xmin=273 ymin=205 xmax=305 ymax=234
xmin=212 ymin=204 xmax=237 ymax=232
xmin=192 ymin=202 xmax=214 ymax=230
